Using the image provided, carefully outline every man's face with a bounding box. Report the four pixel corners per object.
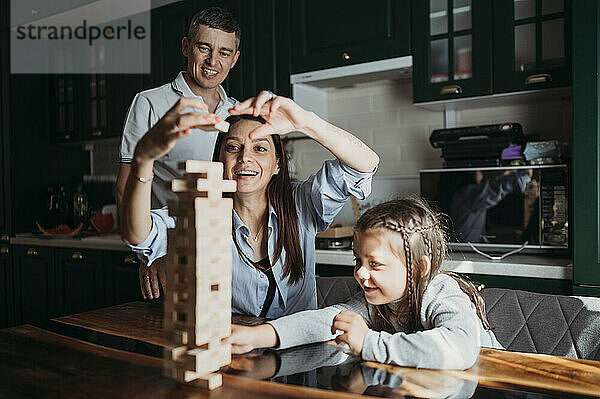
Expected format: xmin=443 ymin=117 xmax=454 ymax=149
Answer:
xmin=182 ymin=24 xmax=240 ymax=90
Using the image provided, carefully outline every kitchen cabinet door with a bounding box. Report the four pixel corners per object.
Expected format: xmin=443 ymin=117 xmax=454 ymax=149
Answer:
xmin=493 ymin=0 xmax=571 ymax=93
xmin=150 ymin=1 xmax=199 ymax=89
xmin=105 ymin=251 xmax=142 ymax=305
xmin=572 ymin=0 xmax=600 ymax=295
xmin=50 ymin=75 xmax=82 ymax=143
xmin=0 ymin=244 xmax=12 ymax=328
xmin=201 ymin=0 xmax=292 ymax=100
xmin=12 ymin=245 xmax=56 ymax=324
xmin=55 ymin=248 xmax=105 ymax=315
xmin=412 ymin=0 xmax=493 ymax=103
xmin=290 ymin=0 xmax=411 ymax=74
xmin=0 ymin=30 xmax=10 ymax=236
xmin=0 ymin=0 xmax=8 ymax=31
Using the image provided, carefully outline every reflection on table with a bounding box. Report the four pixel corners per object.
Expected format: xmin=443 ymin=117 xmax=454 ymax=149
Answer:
xmin=1 ymin=301 xmax=596 ymax=398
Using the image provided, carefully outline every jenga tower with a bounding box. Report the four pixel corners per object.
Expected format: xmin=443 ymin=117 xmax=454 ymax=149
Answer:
xmin=163 ymin=160 xmax=236 ymax=390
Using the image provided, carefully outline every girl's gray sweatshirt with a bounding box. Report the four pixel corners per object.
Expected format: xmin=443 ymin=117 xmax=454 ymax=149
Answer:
xmin=267 ymin=274 xmax=503 ymax=370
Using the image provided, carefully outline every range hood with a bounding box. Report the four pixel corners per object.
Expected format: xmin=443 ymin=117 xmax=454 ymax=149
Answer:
xmin=290 ymin=55 xmax=412 ymax=89
xmin=290 ymin=55 xmax=412 ymax=121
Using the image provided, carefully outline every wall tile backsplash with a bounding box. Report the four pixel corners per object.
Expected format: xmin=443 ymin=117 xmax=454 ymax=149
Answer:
xmin=288 ymin=80 xmax=573 ymax=182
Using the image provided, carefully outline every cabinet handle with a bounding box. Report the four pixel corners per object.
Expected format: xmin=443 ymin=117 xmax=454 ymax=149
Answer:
xmin=27 ymin=248 xmax=38 ymax=256
xmin=0 ymin=234 xmax=8 ymax=242
xmin=72 ymin=252 xmax=84 ymax=260
xmin=124 ymin=256 xmax=138 ymax=264
xmin=64 ymin=134 xmax=71 ymax=140
xmin=92 ymin=130 xmax=102 ymax=137
xmin=341 ymin=52 xmax=350 ymax=61
xmin=439 ymin=85 xmax=463 ymax=95
xmin=525 ymin=73 xmax=552 ymax=85
xmin=0 ymin=247 xmax=9 ymax=255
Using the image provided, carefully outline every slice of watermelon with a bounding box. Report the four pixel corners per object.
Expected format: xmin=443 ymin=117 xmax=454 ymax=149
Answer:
xmin=36 ymin=221 xmax=83 ymax=236
xmin=90 ymin=213 xmax=115 ymax=233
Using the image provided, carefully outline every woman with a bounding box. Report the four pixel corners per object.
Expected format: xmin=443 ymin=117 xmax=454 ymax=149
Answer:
xmin=121 ymin=91 xmax=379 ymax=317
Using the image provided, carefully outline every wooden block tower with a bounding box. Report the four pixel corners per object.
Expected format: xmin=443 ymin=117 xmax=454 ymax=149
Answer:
xmin=163 ymin=160 xmax=236 ymax=390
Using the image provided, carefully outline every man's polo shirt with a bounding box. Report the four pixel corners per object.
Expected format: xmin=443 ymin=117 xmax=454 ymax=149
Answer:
xmin=119 ymin=71 xmax=237 ymax=207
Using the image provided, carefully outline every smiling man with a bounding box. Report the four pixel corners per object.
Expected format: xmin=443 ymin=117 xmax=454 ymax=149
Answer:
xmin=116 ymin=7 xmax=240 ymax=299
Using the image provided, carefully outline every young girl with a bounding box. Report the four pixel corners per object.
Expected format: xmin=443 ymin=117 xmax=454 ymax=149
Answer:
xmin=225 ymin=197 xmax=503 ymax=370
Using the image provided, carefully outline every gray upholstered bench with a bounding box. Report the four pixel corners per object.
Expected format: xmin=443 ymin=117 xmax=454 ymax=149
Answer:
xmin=316 ymin=276 xmax=360 ymax=308
xmin=316 ymin=276 xmax=600 ymax=360
xmin=481 ymin=288 xmax=600 ymax=360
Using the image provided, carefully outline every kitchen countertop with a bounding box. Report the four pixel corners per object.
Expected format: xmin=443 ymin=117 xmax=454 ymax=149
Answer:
xmin=315 ymin=249 xmax=573 ymax=280
xmin=10 ymin=234 xmax=573 ymax=280
xmin=11 ymin=233 xmax=130 ymax=251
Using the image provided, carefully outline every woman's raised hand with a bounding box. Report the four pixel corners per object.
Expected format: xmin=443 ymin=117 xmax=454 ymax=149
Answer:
xmin=133 ymin=98 xmax=223 ymax=163
xmin=229 ymin=91 xmax=315 ymax=139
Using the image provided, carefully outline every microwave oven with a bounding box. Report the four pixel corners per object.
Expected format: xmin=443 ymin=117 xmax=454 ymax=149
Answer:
xmin=420 ymin=165 xmax=569 ymax=253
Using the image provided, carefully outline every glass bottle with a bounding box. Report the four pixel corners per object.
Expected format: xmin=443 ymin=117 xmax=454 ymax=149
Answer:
xmin=72 ymin=183 xmax=88 ymax=228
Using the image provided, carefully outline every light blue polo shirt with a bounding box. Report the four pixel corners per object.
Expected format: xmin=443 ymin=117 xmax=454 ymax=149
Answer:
xmin=119 ymin=71 xmax=237 ymax=207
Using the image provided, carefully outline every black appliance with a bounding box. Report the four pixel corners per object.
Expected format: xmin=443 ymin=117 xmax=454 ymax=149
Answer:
xmin=430 ymin=123 xmax=525 ymax=168
xmin=420 ymin=164 xmax=569 ymax=253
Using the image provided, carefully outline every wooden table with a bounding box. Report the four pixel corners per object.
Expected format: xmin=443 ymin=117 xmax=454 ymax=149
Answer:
xmin=1 ymin=301 xmax=599 ymax=398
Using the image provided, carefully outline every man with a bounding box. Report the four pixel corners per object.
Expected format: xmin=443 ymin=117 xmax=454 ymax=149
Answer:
xmin=116 ymin=7 xmax=240 ymax=299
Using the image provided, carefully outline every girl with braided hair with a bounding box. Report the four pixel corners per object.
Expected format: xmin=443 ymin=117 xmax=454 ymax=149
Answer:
xmin=225 ymin=197 xmax=503 ymax=370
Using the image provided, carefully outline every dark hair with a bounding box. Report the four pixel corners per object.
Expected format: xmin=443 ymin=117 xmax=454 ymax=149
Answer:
xmin=354 ymin=197 xmax=491 ymax=333
xmin=212 ymin=114 xmax=305 ymax=285
xmin=188 ymin=7 xmax=241 ymax=50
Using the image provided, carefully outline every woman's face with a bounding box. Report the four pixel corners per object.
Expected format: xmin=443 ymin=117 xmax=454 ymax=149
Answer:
xmin=219 ymin=119 xmax=280 ymax=194
xmin=353 ymin=228 xmax=407 ymax=305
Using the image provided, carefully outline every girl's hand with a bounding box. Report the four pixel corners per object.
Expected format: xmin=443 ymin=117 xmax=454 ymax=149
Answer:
xmin=331 ymin=310 xmax=369 ymax=357
xmin=222 ymin=324 xmax=279 ymax=354
xmin=228 ymin=91 xmax=315 ymax=139
xmin=133 ymin=97 xmax=222 ymax=163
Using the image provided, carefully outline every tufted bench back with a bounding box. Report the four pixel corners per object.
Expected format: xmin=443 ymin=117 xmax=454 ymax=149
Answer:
xmin=481 ymin=288 xmax=600 ymax=360
xmin=316 ymin=276 xmax=361 ymax=308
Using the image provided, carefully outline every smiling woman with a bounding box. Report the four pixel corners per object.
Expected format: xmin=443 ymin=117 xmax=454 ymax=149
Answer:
xmin=120 ymin=91 xmax=380 ymax=318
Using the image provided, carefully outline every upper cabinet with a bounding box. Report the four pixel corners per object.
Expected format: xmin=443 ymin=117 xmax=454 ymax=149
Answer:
xmin=493 ymin=0 xmax=571 ymax=93
xmin=413 ymin=0 xmax=571 ymax=103
xmin=290 ymin=0 xmax=411 ymax=73
xmin=0 ymin=31 xmax=10 ymax=235
xmin=0 ymin=0 xmax=8 ymax=31
xmin=413 ymin=0 xmax=492 ymax=103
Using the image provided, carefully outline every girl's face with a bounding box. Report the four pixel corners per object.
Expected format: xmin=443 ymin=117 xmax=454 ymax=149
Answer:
xmin=219 ymin=119 xmax=280 ymax=194
xmin=353 ymin=228 xmax=407 ymax=305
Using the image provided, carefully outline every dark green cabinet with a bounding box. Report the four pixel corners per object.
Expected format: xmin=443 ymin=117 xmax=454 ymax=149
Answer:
xmin=493 ymin=0 xmax=571 ymax=93
xmin=105 ymin=251 xmax=142 ymax=305
xmin=412 ymin=0 xmax=493 ymax=103
xmin=9 ymin=245 xmax=141 ymax=327
xmin=203 ymin=0 xmax=292 ymax=99
xmin=0 ymin=0 xmax=8 ymax=31
xmin=12 ymin=245 xmax=56 ymax=324
xmin=572 ymin=0 xmax=600 ymax=295
xmin=413 ymin=0 xmax=571 ymax=103
xmin=0 ymin=244 xmax=11 ymax=328
xmin=290 ymin=0 xmax=411 ymax=74
xmin=0 ymin=30 xmax=10 ymax=235
xmin=50 ymin=75 xmax=82 ymax=143
xmin=50 ymin=73 xmax=144 ymax=143
xmin=55 ymin=248 xmax=105 ymax=315
xmin=150 ymin=0 xmax=197 ymax=88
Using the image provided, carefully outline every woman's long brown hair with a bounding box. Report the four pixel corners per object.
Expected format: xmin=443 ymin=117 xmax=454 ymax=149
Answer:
xmin=354 ymin=197 xmax=491 ymax=333
xmin=213 ymin=115 xmax=305 ymax=284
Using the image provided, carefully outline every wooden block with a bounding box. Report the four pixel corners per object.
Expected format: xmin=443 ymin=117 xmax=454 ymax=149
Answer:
xmin=164 ymin=345 xmax=188 ymax=361
xmin=213 ymin=120 xmax=229 ymax=133
xmin=190 ymin=372 xmax=222 ymax=390
xmin=185 ymin=344 xmax=231 ymax=372
xmin=178 ymin=161 xmax=223 ymax=176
